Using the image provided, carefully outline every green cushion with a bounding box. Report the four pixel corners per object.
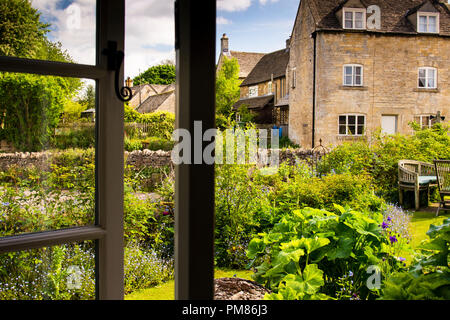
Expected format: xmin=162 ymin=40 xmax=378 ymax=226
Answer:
xmin=418 ymin=176 xmax=437 ymax=185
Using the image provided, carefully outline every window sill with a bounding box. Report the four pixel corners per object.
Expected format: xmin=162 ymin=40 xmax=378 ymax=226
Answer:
xmin=339 ymin=86 xmax=368 ymax=91
xmin=337 ymin=135 xmax=367 ymax=141
xmin=413 ymin=88 xmax=439 ymax=93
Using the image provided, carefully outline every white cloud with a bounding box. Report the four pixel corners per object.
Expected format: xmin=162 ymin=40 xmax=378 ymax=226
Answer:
xmin=31 ymin=0 xmax=175 ymax=79
xmin=217 ymin=16 xmax=232 ymax=25
xmin=259 ymin=0 xmax=280 ymax=5
xmin=217 ymin=0 xmax=252 ymax=12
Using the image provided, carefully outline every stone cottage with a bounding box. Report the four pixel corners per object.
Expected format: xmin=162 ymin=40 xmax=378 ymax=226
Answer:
xmin=287 ymin=0 xmax=450 ymax=148
xmin=232 ymin=45 xmax=290 ymax=133
xmin=127 ymin=81 xmax=176 ymax=114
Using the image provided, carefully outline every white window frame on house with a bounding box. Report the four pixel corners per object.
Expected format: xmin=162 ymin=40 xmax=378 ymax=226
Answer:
xmin=343 ymin=8 xmax=367 ymax=30
xmin=343 ymin=64 xmax=363 ymax=86
xmin=418 ymin=67 xmax=437 ymax=89
xmin=417 ymin=12 xmax=439 ymax=33
xmin=236 ymin=113 xmax=242 ymax=122
xmin=268 ymin=81 xmax=273 ymax=94
xmin=248 ymin=85 xmax=258 ymax=98
xmin=414 ymin=114 xmax=436 ymax=129
xmin=338 ymin=114 xmax=366 ymax=136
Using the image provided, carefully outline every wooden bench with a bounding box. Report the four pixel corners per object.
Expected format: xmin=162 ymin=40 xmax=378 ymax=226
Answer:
xmin=434 ymin=160 xmax=450 ymax=216
xmin=398 ymin=160 xmax=437 ymax=210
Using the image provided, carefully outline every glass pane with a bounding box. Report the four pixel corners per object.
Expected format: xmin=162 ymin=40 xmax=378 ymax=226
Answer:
xmin=339 ymin=116 xmax=347 ymax=125
xmin=428 ymin=16 xmax=437 ymax=32
xmin=355 ymin=75 xmax=362 ymax=85
xmin=418 ymin=77 xmax=426 ymax=87
xmin=0 ymin=240 xmax=95 ymax=300
xmin=348 ymin=115 xmax=356 ymax=125
xmin=422 ymin=116 xmax=430 ymax=127
xmin=0 ymin=73 xmax=96 ymax=237
xmin=357 ymin=125 xmax=364 ymax=135
xmin=348 ymin=125 xmax=356 ymax=135
xmin=419 ymin=16 xmax=428 ymax=32
xmin=355 ymin=13 xmax=363 ymax=28
xmin=339 ymin=125 xmax=347 ymax=135
xmin=0 ymin=0 xmax=96 ymax=65
xmin=358 ymin=116 xmax=365 ymax=125
xmin=427 ymin=69 xmax=436 ymax=88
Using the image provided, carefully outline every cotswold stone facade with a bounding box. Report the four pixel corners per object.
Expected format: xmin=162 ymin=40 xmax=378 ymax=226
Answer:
xmin=288 ymin=0 xmax=450 ymax=148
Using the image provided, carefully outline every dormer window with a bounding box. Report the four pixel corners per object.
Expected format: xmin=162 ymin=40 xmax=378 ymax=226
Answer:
xmin=418 ymin=13 xmax=439 ymax=33
xmin=248 ymin=85 xmax=258 ymax=98
xmin=343 ymin=8 xmax=366 ymax=30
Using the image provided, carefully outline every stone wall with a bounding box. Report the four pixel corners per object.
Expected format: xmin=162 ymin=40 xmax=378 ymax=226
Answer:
xmin=0 ymin=148 xmax=326 ymax=171
xmin=288 ymin=3 xmax=450 ymax=148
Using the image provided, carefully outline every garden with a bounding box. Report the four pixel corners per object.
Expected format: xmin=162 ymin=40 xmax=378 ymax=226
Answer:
xmin=0 ymin=119 xmax=449 ymax=299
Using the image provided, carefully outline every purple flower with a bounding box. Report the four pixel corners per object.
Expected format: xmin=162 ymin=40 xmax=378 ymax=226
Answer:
xmin=381 ymin=221 xmax=389 ymax=229
xmin=389 ymin=235 xmax=398 ymax=244
xmin=398 ymin=257 xmax=406 ymax=262
xmin=162 ymin=211 xmax=170 ymax=216
xmin=387 ymin=216 xmax=392 ymax=222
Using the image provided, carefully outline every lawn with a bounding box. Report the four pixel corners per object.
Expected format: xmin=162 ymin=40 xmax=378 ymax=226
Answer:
xmin=125 ymin=208 xmax=450 ymax=300
xmin=125 ymin=269 xmax=254 ymax=300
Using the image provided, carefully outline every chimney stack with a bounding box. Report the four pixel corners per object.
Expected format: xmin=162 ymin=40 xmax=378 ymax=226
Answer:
xmin=221 ymin=33 xmax=230 ymax=55
xmin=125 ymin=76 xmax=133 ymax=88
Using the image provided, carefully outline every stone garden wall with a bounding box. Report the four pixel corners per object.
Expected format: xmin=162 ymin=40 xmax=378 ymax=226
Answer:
xmin=0 ymin=148 xmax=327 ymax=171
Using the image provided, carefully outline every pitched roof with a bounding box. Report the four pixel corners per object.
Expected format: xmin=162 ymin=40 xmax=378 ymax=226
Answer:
xmin=233 ymin=94 xmax=274 ymax=110
xmin=136 ymin=90 xmax=174 ymax=114
xmin=227 ymin=51 xmax=266 ymax=78
xmin=305 ymin=0 xmax=450 ymax=36
xmin=240 ymin=49 xmax=290 ymax=87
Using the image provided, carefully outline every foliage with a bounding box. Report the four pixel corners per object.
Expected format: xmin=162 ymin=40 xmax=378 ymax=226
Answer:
xmin=124 ymin=106 xmax=175 ymax=140
xmin=61 ymin=100 xmax=88 ymax=123
xmin=216 ymin=57 xmax=241 ymax=123
xmin=247 ymin=205 xmax=411 ymax=300
xmin=124 ymin=136 xmax=174 ymax=152
xmin=317 ymin=123 xmax=450 ymax=203
xmin=133 ymin=63 xmax=175 ymax=86
xmin=0 ymin=73 xmax=75 ymax=151
xmin=0 ymin=0 xmax=49 ymax=58
xmin=381 ymin=218 xmax=450 ymax=299
xmin=76 ymin=84 xmax=95 ymax=111
xmin=236 ymin=104 xmax=255 ymax=123
xmin=124 ymin=242 xmax=174 ymax=294
xmin=52 ymin=126 xmax=95 ymax=149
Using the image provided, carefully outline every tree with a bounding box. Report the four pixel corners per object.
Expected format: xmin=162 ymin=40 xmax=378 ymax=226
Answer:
xmin=0 ymin=0 xmax=81 ymax=150
xmin=78 ymin=84 xmax=95 ymax=111
xmin=0 ymin=0 xmax=49 ymax=58
xmin=133 ymin=63 xmax=176 ymax=85
xmin=215 ymin=57 xmax=241 ymax=119
xmin=0 ymin=73 xmax=68 ymax=151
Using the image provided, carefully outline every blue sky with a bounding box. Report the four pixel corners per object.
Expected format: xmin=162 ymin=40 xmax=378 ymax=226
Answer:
xmin=216 ymin=0 xmax=300 ymax=56
xmin=31 ymin=0 xmax=300 ymax=79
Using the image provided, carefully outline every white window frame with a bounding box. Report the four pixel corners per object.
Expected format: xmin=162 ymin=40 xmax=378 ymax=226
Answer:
xmin=236 ymin=113 xmax=242 ymax=122
xmin=248 ymin=85 xmax=258 ymax=98
xmin=414 ymin=114 xmax=435 ymax=129
xmin=418 ymin=67 xmax=437 ymax=89
xmin=268 ymin=81 xmax=273 ymax=94
xmin=338 ymin=114 xmax=366 ymax=136
xmin=417 ymin=12 xmax=439 ymax=33
xmin=343 ymin=64 xmax=363 ymax=86
xmin=343 ymin=8 xmax=367 ymax=30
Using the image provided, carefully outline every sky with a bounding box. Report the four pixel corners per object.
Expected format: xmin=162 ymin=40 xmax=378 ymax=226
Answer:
xmin=31 ymin=0 xmax=300 ymax=80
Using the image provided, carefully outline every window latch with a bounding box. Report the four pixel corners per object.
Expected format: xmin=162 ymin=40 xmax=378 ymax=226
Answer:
xmin=102 ymin=41 xmax=133 ymax=102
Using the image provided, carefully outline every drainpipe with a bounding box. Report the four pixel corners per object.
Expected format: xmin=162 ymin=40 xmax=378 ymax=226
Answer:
xmin=312 ymin=31 xmax=317 ymax=148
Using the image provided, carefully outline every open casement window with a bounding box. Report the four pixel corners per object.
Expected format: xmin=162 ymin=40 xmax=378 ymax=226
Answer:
xmin=343 ymin=64 xmax=363 ymax=86
xmin=249 ymin=85 xmax=259 ymax=97
xmin=0 ymin=0 xmax=125 ymax=299
xmin=339 ymin=114 xmax=365 ymax=136
xmin=418 ymin=67 xmax=437 ymax=89
xmin=414 ymin=115 xmax=436 ymax=129
xmin=343 ymin=8 xmax=366 ymax=30
xmin=0 ymin=0 xmax=216 ymax=300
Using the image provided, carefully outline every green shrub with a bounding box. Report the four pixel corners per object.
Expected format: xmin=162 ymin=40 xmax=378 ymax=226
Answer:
xmin=51 ymin=126 xmax=95 ymax=149
xmin=124 ymin=137 xmax=143 ymax=151
xmin=380 ymin=218 xmax=450 ymax=300
xmin=247 ymin=205 xmax=411 ymax=300
xmin=124 ymin=106 xmax=174 ymax=140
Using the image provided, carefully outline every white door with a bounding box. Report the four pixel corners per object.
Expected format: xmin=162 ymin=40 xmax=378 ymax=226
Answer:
xmin=381 ymin=115 xmax=397 ymax=135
